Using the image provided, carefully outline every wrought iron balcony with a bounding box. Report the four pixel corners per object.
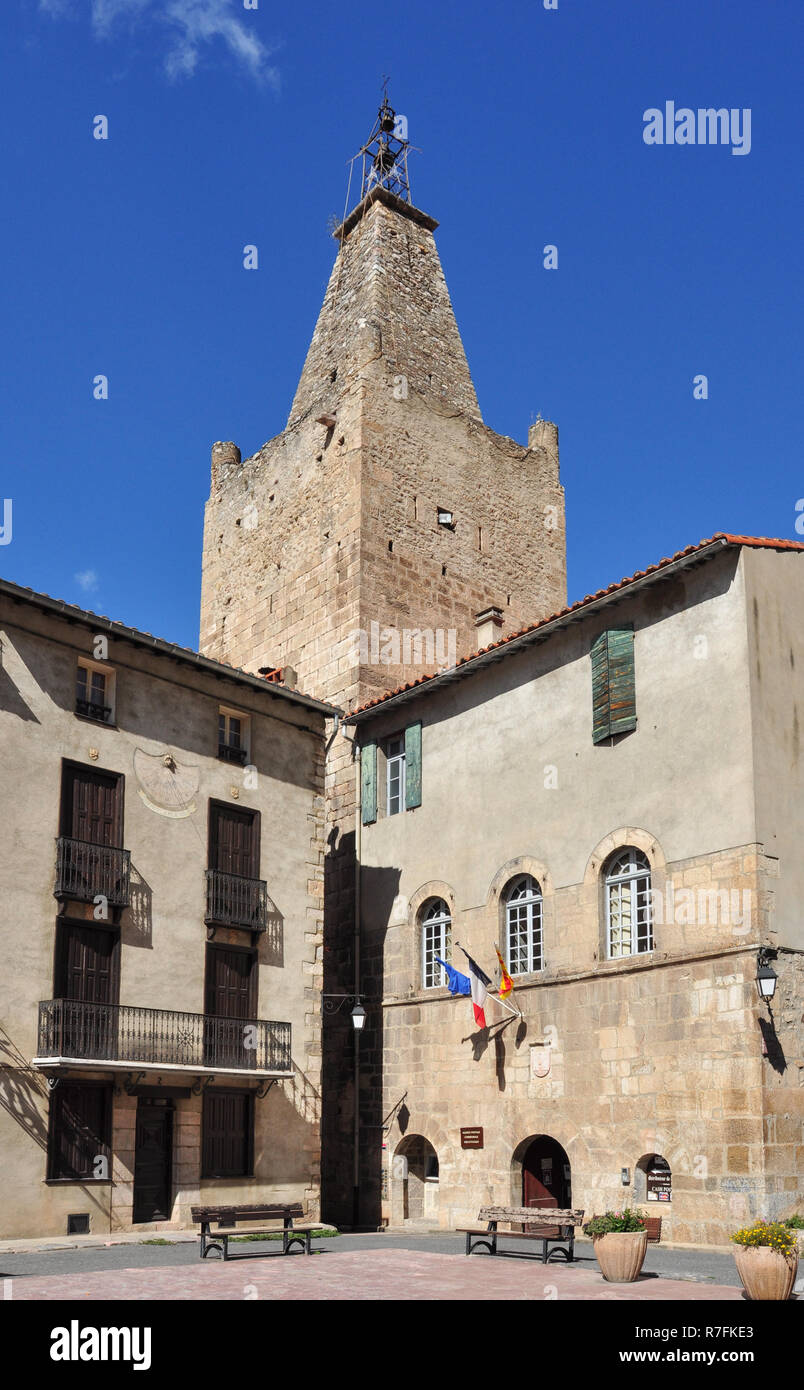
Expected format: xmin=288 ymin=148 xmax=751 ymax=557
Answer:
xmin=218 ymin=742 xmax=248 ymax=765
xmin=55 ymin=837 xmax=131 ymax=907
xmin=205 ymin=869 xmax=267 ymax=931
xmin=75 ymin=698 xmax=112 ymax=723
xmin=35 ymin=999 xmax=292 ymax=1075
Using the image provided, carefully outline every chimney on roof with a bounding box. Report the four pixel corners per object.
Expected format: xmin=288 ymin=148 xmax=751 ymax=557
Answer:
xmin=474 ymin=606 xmax=504 ymax=648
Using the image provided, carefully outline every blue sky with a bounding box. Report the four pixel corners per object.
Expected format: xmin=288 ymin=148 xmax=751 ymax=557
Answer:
xmin=1 ymin=0 xmax=802 ymax=649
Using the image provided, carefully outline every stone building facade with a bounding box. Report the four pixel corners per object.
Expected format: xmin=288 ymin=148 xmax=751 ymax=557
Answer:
xmin=199 ymin=183 xmax=567 ymax=1223
xmin=347 ymin=538 xmax=804 ymax=1246
xmin=0 ymin=579 xmax=334 ymax=1238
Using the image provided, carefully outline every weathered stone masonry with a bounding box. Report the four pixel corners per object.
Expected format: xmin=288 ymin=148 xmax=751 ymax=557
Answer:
xmin=200 ymin=187 xmax=567 ymax=1223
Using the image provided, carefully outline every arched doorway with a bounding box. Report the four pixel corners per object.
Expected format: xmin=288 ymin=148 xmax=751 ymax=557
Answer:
xmin=520 ymin=1135 xmax=571 ymax=1213
xmin=392 ymin=1135 xmax=439 ymax=1225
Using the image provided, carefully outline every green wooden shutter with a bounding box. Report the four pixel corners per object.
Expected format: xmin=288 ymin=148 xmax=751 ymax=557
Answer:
xmin=591 ymin=626 xmax=636 ymax=743
xmin=361 ymin=740 xmax=377 ymax=825
xmin=404 ymin=722 xmax=422 ymax=809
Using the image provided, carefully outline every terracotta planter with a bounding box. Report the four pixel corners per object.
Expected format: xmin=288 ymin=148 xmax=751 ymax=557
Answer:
xmin=593 ymin=1230 xmax=648 ymax=1283
xmin=733 ymin=1245 xmax=798 ymax=1301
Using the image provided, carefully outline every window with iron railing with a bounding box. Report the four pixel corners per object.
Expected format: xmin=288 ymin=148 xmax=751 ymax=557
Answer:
xmin=75 ymin=661 xmax=113 ymax=723
xmin=218 ymin=709 xmax=249 ymax=764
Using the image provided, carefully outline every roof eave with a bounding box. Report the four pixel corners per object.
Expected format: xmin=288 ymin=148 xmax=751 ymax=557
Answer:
xmin=344 ymin=537 xmax=734 ymax=726
xmin=0 ymin=578 xmax=341 ymax=719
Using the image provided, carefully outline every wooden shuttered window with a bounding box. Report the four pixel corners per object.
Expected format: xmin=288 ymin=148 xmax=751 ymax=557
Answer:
xmin=209 ymin=803 xmax=259 ymax=878
xmin=48 ymin=1083 xmax=112 ymax=1180
xmin=361 ymin=741 xmax=377 ymax=825
xmin=361 ymin=722 xmax=423 ymax=822
xmin=201 ymin=1091 xmax=254 ymax=1178
xmin=591 ymin=625 xmax=637 ymax=743
xmin=404 ymin=721 xmax=422 ymax=810
xmin=60 ymin=764 xmax=123 ymax=847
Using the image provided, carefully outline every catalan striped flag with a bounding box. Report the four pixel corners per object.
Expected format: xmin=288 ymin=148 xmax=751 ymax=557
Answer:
xmin=495 ymin=944 xmax=514 ymax=1000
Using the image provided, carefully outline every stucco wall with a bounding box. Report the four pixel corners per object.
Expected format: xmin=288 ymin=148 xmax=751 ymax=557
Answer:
xmin=0 ymin=599 xmax=326 ymax=1238
xmin=357 ymin=547 xmax=802 ymax=1243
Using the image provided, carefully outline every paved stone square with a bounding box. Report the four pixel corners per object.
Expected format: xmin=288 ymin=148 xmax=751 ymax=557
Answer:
xmin=9 ymin=1248 xmax=747 ymax=1301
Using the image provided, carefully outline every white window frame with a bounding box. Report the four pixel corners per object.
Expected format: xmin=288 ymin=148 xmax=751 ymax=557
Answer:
xmin=75 ymin=657 xmax=115 ymax=724
xmin=218 ymin=706 xmax=250 ymax=762
xmin=385 ymin=734 xmax=406 ymax=816
xmin=421 ymin=899 xmax=451 ymax=989
xmin=505 ymin=875 xmax=543 ymax=975
xmin=605 ymin=848 xmax=653 ymax=958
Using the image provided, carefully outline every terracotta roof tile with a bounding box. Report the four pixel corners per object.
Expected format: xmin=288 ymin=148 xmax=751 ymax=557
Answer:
xmin=348 ymin=533 xmax=804 ymax=717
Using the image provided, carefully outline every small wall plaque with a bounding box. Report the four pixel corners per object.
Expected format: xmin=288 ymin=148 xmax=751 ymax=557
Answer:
xmin=460 ymin=1126 xmax=484 ymax=1150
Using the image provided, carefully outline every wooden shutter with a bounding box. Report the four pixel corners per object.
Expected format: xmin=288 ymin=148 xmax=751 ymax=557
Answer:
xmin=205 ymin=947 xmax=257 ymax=1020
xmin=202 ymin=1092 xmax=252 ymax=1178
xmin=62 ymin=765 xmax=122 ymax=846
xmin=404 ymin=722 xmax=422 ymax=809
xmin=361 ymin=741 xmax=377 ymax=825
xmin=210 ymin=804 xmax=259 ymax=877
xmin=49 ymin=1083 xmax=111 ymax=1179
xmin=56 ymin=923 xmax=119 ymax=1005
xmin=591 ymin=626 xmax=636 ymax=743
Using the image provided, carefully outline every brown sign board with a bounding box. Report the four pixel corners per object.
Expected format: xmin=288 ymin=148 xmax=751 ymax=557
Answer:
xmin=460 ymin=1127 xmax=484 ymax=1150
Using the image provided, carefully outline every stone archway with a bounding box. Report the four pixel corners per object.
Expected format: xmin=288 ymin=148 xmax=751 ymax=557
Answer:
xmin=391 ymin=1134 xmax=439 ymax=1226
xmin=512 ymin=1133 xmax=572 ymax=1212
xmin=635 ymin=1153 xmax=672 ymax=1207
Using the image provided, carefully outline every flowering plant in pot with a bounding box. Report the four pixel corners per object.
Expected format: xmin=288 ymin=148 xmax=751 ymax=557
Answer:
xmin=785 ymin=1215 xmax=804 ymax=1260
xmin=583 ymin=1210 xmax=648 ymax=1283
xmin=731 ymin=1221 xmax=798 ymax=1301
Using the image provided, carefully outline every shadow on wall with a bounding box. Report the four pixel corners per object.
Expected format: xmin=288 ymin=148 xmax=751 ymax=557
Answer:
xmin=260 ymin=895 xmax=284 ymax=969
xmin=258 ymin=1067 xmax=320 ymax=1183
xmin=2 ymin=628 xmax=316 ymax=792
xmin=465 ymin=1014 xmax=527 ymax=1091
xmin=759 ymin=1016 xmax=786 ymax=1074
xmin=0 ymin=1027 xmax=49 ymax=1152
xmin=121 ymin=866 xmax=153 ymax=950
xmin=0 ymin=659 xmax=40 ymax=723
xmin=321 ymin=844 xmax=401 ymax=1229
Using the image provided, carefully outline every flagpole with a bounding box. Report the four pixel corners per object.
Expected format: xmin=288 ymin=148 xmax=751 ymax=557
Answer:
xmin=455 ymin=940 xmax=523 ymax=1018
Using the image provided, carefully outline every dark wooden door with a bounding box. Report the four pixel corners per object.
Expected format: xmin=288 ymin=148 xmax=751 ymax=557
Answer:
xmin=57 ymin=923 xmax=118 ymax=1003
xmin=209 ymin=804 xmax=259 ymax=877
xmin=62 ymin=765 xmax=122 ymax=846
xmin=522 ymin=1136 xmax=571 ymax=1235
xmin=204 ymin=947 xmax=257 ymax=1068
xmin=133 ymin=1103 xmax=173 ymax=1224
xmin=55 ymin=923 xmax=119 ymax=1058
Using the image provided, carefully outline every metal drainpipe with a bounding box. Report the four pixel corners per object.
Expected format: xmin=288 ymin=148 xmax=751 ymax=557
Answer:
xmin=352 ymin=734 xmax=362 ymax=1231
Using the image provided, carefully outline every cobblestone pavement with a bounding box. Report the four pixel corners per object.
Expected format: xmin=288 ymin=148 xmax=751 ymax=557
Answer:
xmin=7 ymin=1248 xmax=747 ymax=1301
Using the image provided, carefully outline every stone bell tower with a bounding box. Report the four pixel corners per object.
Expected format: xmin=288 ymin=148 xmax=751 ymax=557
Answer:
xmin=199 ymin=93 xmax=567 ymax=1225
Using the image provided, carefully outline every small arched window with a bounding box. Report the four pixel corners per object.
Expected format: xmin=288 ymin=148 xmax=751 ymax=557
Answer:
xmin=505 ymin=875 xmax=543 ymax=974
xmin=421 ymin=898 xmax=451 ymax=989
xmin=605 ymin=848 xmax=652 ymax=958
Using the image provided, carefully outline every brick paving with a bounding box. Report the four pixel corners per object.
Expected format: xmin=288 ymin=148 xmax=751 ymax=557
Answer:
xmin=9 ymin=1249 xmax=745 ymax=1301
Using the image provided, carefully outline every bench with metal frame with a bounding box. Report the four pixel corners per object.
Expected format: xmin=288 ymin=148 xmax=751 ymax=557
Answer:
xmin=191 ymin=1203 xmax=317 ymax=1260
xmin=458 ymin=1205 xmax=586 ymax=1263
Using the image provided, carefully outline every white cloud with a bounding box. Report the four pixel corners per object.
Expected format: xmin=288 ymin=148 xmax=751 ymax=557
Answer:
xmin=75 ymin=569 xmax=99 ymax=592
xmin=39 ymin=0 xmax=280 ymax=85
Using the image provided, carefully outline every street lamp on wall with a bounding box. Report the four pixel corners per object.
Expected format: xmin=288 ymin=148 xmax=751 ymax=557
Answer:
xmin=756 ymin=950 xmax=778 ymax=1006
xmin=322 ymin=994 xmax=366 ymax=1029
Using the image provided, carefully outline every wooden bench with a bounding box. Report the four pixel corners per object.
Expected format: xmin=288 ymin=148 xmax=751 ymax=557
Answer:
xmin=458 ymin=1206 xmax=586 ymax=1263
xmin=191 ymin=1203 xmax=318 ymax=1260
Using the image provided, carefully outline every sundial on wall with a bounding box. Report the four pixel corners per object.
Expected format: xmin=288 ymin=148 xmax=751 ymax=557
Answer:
xmin=133 ymin=749 xmax=199 ymax=818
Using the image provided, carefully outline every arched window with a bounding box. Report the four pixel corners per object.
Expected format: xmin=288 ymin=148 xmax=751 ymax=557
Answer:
xmin=505 ymin=875 xmax=543 ymax=974
xmin=605 ymin=848 xmax=652 ymax=958
xmin=421 ymin=898 xmax=451 ymax=989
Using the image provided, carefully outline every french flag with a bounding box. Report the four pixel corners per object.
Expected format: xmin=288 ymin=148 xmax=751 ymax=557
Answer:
xmin=459 ymin=946 xmax=492 ymax=1029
